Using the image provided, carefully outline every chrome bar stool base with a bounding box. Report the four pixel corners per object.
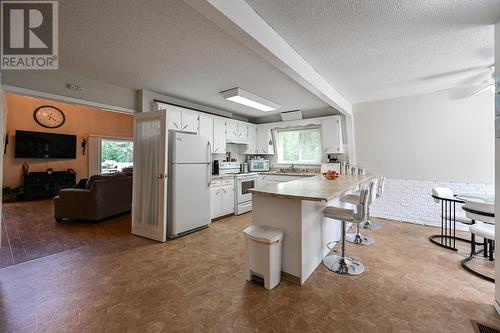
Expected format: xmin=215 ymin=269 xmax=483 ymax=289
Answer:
xmin=359 ymin=219 xmax=381 ymax=230
xmin=346 ymin=232 xmax=375 ymax=245
xmin=322 ymin=255 xmax=364 ymax=275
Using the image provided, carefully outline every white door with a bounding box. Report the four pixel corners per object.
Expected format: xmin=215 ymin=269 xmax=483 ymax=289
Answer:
xmin=167 ymin=109 xmax=182 ymax=131
xmin=210 ymin=186 xmax=221 ymax=219
xmin=132 ymin=111 xmax=168 ymax=242
xmin=221 ymin=185 xmax=234 ymax=215
xmin=199 ymin=114 xmax=214 ymax=152
xmin=213 ymin=117 xmax=226 ymax=154
xmin=181 ymin=110 xmax=199 ymax=133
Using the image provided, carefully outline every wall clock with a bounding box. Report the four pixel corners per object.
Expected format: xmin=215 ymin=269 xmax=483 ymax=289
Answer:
xmin=33 ymin=105 xmax=65 ymax=128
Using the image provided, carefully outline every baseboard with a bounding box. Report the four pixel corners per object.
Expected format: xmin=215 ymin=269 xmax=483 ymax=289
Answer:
xmin=494 ymin=299 xmax=500 ymax=317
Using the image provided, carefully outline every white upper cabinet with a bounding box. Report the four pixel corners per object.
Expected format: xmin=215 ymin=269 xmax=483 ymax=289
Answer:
xmin=199 ymin=113 xmax=214 ymax=152
xmin=226 ymin=119 xmax=248 ymax=143
xmin=166 ymin=108 xmax=182 ymax=131
xmin=243 ymin=124 xmax=257 ymax=154
xmin=226 ymin=119 xmax=238 ymax=142
xmin=321 ymin=116 xmax=344 ymax=154
xmin=237 ymin=121 xmax=248 ymax=142
xmin=213 ymin=116 xmax=227 ymax=154
xmin=164 ymin=104 xmax=198 ymax=134
xmin=256 ymin=126 xmax=274 ymax=155
xmin=181 ymin=109 xmax=199 ymax=133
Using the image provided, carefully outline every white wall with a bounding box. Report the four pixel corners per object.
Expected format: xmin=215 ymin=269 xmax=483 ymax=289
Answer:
xmin=1 ymin=70 xmax=136 ymax=112
xmin=354 ymin=87 xmax=494 ymax=184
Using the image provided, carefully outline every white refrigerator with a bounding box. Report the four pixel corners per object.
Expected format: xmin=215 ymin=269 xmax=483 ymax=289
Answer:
xmin=167 ymin=131 xmax=211 ymax=238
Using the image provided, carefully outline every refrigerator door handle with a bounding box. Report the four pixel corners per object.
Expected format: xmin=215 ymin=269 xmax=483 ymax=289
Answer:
xmin=208 ymin=141 xmax=212 ymax=186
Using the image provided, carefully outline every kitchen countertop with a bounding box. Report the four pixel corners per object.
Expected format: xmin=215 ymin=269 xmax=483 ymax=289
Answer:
xmin=248 ymin=174 xmax=372 ymax=202
xmin=260 ymin=171 xmax=319 ymax=177
xmin=211 ymin=174 xmax=236 ymax=179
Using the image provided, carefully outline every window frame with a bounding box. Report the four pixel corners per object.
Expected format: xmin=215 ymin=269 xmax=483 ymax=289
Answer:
xmin=275 ymin=126 xmax=322 ymax=165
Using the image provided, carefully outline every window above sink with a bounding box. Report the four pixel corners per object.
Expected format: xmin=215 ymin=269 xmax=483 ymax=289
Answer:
xmin=275 ymin=127 xmax=321 ymax=165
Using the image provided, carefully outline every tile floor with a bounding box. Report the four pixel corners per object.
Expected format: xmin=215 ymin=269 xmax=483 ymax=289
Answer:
xmin=0 ymin=199 xmax=132 ymax=268
xmin=0 ymin=211 xmax=499 ymax=332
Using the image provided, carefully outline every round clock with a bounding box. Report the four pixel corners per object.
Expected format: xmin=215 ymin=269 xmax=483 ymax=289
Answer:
xmin=33 ymin=105 xmax=65 ymax=128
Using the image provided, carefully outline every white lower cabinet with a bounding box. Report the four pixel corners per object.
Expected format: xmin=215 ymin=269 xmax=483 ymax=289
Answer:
xmin=210 ymin=186 xmax=222 ymax=219
xmin=211 ymin=177 xmax=234 ymax=219
xmin=221 ymin=185 xmax=234 ymax=216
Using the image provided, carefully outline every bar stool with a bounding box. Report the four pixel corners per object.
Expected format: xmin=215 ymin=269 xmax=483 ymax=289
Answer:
xmin=461 ymin=199 xmax=495 ymax=282
xmin=341 ymin=178 xmax=378 ymax=245
xmin=360 ymin=177 xmax=385 ymax=230
xmin=322 ymin=189 xmax=370 ymax=275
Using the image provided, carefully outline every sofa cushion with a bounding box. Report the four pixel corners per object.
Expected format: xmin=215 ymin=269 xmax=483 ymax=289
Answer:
xmin=85 ymin=173 xmax=127 ymax=189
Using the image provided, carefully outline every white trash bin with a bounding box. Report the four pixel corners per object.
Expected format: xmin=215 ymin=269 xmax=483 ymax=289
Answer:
xmin=243 ymin=225 xmax=283 ymax=290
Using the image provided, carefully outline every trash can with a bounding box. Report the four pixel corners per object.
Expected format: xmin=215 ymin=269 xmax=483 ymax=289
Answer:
xmin=243 ymin=224 xmax=283 ymax=290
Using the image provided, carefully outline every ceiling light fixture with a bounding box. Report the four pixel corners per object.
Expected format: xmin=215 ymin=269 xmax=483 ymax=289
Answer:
xmin=220 ymin=88 xmax=280 ymax=112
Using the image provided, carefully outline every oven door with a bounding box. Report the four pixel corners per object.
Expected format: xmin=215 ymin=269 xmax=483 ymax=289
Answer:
xmin=237 ymin=177 xmax=255 ymax=203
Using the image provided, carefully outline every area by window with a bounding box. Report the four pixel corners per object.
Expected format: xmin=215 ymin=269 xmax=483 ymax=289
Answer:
xmin=100 ymin=139 xmax=133 ymax=174
xmin=276 ymin=127 xmax=321 ymax=165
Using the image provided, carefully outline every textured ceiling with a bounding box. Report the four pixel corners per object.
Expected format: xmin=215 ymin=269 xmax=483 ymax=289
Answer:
xmin=245 ymin=0 xmax=500 ymax=103
xmin=57 ymin=0 xmax=331 ymax=119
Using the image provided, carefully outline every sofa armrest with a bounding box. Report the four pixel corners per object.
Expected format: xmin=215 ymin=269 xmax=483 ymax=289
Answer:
xmin=55 ymin=188 xmax=96 ymax=220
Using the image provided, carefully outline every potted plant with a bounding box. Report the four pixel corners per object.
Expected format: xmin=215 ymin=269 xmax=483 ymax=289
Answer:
xmin=2 ymin=186 xmax=23 ymax=202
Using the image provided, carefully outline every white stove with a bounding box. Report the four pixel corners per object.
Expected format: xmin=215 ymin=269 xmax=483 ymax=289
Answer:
xmin=235 ymin=172 xmax=257 ymax=215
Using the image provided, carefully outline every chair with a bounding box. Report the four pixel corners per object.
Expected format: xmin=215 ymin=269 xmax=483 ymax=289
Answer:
xmin=340 ymin=178 xmax=379 ymax=245
xmin=360 ymin=176 xmax=385 ymax=230
xmin=461 ymin=200 xmax=495 ymax=282
xmin=322 ymin=189 xmax=370 ymax=275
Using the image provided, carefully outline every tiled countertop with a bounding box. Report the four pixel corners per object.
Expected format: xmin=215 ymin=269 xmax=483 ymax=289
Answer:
xmin=249 ymin=174 xmax=372 ymax=202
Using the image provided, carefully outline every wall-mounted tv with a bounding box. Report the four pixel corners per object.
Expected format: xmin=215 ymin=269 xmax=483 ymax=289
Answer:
xmin=15 ymin=130 xmax=77 ymax=159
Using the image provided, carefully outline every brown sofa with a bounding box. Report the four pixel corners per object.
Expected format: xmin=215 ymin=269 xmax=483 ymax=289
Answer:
xmin=53 ymin=173 xmax=132 ymax=222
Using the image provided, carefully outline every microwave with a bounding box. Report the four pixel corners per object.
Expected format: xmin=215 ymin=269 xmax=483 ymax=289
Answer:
xmin=248 ymin=159 xmax=270 ymax=172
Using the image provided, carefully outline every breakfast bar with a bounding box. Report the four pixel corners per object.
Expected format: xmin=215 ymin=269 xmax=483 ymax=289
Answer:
xmin=249 ymin=174 xmax=372 ymax=284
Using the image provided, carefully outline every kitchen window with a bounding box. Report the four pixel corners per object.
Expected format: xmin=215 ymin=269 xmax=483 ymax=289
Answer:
xmin=276 ymin=127 xmax=321 ymax=165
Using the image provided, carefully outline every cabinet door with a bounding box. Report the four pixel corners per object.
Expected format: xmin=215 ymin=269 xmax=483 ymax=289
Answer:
xmin=225 ymin=119 xmax=238 ymax=142
xmin=221 ymin=185 xmax=234 ymax=215
xmin=167 ymin=109 xmax=182 ymax=131
xmin=213 ymin=117 xmax=227 ymax=154
xmin=321 ymin=117 xmax=343 ymax=154
xmin=199 ymin=114 xmax=214 ymax=152
xmin=257 ymin=127 xmax=274 ymax=154
xmin=181 ymin=110 xmax=199 ymax=134
xmin=256 ymin=174 xmax=268 ymax=187
xmin=210 ymin=186 xmax=222 ymax=219
xmin=237 ymin=122 xmax=248 ymax=143
xmin=245 ymin=124 xmax=257 ymax=154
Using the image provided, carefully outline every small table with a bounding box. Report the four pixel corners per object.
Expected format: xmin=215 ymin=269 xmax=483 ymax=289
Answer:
xmin=429 ymin=194 xmax=472 ymax=251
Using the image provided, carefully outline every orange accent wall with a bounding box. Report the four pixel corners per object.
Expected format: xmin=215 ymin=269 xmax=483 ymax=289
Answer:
xmin=3 ymin=93 xmax=134 ymax=188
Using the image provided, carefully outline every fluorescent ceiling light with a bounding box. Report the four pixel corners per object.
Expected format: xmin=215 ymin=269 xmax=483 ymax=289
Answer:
xmin=220 ymin=88 xmax=280 ymax=112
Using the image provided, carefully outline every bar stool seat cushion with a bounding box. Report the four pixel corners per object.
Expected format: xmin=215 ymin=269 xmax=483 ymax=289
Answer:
xmin=469 ymin=222 xmax=495 ymax=240
xmin=324 ymin=206 xmax=354 ymax=222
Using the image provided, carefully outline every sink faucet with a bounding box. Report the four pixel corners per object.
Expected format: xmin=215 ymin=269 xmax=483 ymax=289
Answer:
xmin=289 ymin=163 xmax=295 ymax=172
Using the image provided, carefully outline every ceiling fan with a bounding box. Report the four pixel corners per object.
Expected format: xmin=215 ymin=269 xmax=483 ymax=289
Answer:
xmin=467 ymin=69 xmax=495 ymax=98
xmin=433 ymin=65 xmax=495 ymax=98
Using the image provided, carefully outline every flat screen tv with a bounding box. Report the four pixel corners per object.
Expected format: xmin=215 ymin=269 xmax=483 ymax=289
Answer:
xmin=15 ymin=130 xmax=77 ymax=159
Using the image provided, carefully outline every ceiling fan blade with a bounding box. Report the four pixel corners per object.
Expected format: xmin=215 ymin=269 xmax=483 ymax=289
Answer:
xmin=468 ymin=84 xmax=494 ymax=98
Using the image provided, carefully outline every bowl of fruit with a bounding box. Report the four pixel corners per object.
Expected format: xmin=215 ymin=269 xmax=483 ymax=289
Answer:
xmin=322 ymin=170 xmax=338 ymax=180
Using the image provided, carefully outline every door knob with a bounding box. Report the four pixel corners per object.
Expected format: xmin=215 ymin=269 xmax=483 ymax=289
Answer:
xmin=157 ymin=173 xmax=164 ymax=179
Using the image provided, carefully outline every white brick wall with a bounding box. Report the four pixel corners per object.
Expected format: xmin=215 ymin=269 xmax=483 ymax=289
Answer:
xmin=370 ymin=179 xmax=494 ymax=230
